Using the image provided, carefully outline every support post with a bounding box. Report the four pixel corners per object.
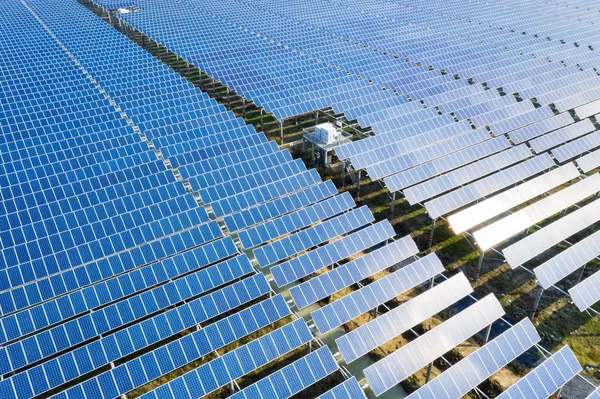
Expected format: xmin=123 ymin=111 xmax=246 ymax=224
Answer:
xmin=576 ymin=263 xmax=587 ymax=284
xmin=260 ymin=109 xmax=264 ymax=131
xmin=483 ymin=323 xmax=492 ymax=345
xmin=315 ymin=111 xmax=319 ymax=125
xmin=531 ymin=284 xmax=544 ymax=320
xmin=357 ymin=170 xmax=362 ymax=199
xmin=242 ymin=98 xmax=246 ymax=117
xmin=390 ymin=192 xmax=396 ymax=214
xmin=425 ymin=362 xmax=433 ymax=383
xmin=428 ymin=218 xmax=436 ymax=248
xmin=341 ymin=161 xmax=346 ymax=188
xmin=280 ymin=119 xmax=284 ymax=144
xmin=311 ymin=143 xmax=315 ymax=163
xmin=226 ymin=88 xmax=230 ymax=108
xmin=474 ymin=251 xmax=485 ymax=280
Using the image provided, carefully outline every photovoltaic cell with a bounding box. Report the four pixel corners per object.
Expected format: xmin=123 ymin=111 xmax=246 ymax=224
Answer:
xmin=227 ymin=346 xmax=339 ymax=399
xmin=503 ymin=198 xmax=600 ymax=269
xmin=496 ymin=346 xmax=582 ymax=399
xmin=271 ymin=220 xmax=396 ymax=287
xmin=474 ymin=174 xmax=600 ymax=250
xmin=363 ymin=294 xmax=505 ymax=396
xmin=289 ymin=236 xmax=418 ymax=310
xmin=534 ymin=230 xmax=600 ymax=289
xmin=254 ymin=206 xmax=374 ymax=267
xmin=316 ymin=377 xmax=366 ymax=399
xmin=449 ymin=163 xmax=580 ymax=234
xmin=336 ymin=272 xmax=473 ymax=364
xmin=405 ymin=319 xmax=541 ymax=399
xmin=569 ymin=270 xmax=600 ymax=311
xmin=425 ymin=154 xmax=555 ymax=219
xmin=311 ymin=253 xmax=444 ymax=334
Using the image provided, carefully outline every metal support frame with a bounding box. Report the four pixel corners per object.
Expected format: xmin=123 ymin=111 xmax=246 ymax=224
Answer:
xmin=425 ymin=362 xmax=434 ymax=383
xmin=474 ymin=251 xmax=485 ymax=280
xmin=280 ymin=119 xmax=284 ymax=144
xmin=576 ymin=263 xmax=587 ymax=284
xmin=483 ymin=323 xmax=492 ymax=345
xmin=390 ymin=191 xmax=396 ymax=214
xmin=428 ymin=218 xmax=437 ymax=249
xmin=260 ymin=109 xmax=264 ymax=131
xmin=531 ymin=284 xmax=544 ymax=320
xmin=357 ymin=170 xmax=362 ymax=199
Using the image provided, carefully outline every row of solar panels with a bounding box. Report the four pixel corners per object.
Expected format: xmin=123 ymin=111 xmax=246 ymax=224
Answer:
xmin=96 ymin=0 xmax=600 ymax=137
xmin=83 ymin=0 xmax=598 ymax=398
xmin=3 ymin=1 xmax=598 ymax=399
xmin=0 ymin=0 xmax=384 ymax=398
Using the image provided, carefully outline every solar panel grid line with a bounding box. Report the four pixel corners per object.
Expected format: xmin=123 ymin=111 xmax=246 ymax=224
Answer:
xmin=0 ymin=252 xmax=254 ymax=376
xmin=425 ymin=154 xmax=556 ymax=219
xmin=569 ymin=270 xmax=600 ymax=311
xmin=366 ymin=129 xmax=493 ymax=181
xmin=405 ymin=318 xmax=541 ymax=399
xmin=474 ymin=173 xmax=600 ymax=250
xmin=1 ymin=274 xmax=270 ymax=399
xmin=53 ymin=294 xmax=292 ymax=399
xmin=311 ymin=253 xmax=445 ymax=334
xmin=449 ymin=162 xmax=581 ymax=234
xmin=254 ymin=205 xmax=374 ymax=268
xmin=223 ymin=180 xmax=338 ymax=233
xmin=503 ymin=198 xmax=600 ymax=269
xmin=530 ymin=119 xmax=596 ymax=154
xmin=382 ymin=136 xmax=511 ymax=192
xmin=552 ymin=130 xmax=600 ymax=164
xmin=194 ymin=158 xmax=306 ymax=204
xmin=315 ymin=377 xmax=367 ymax=399
xmin=131 ymin=318 xmax=312 ymax=399
xmin=271 ymin=220 xmax=396 ymax=288
xmin=223 ymin=346 xmax=338 ymax=399
xmin=496 ymin=346 xmax=582 ymax=399
xmin=289 ymin=236 xmax=418 ymax=310
xmin=211 ymin=168 xmax=323 ymax=218
xmin=238 ymin=192 xmax=355 ymax=250
xmin=336 ymin=272 xmax=473 ymax=364
xmin=349 ymin=121 xmax=477 ymax=171
xmin=577 ymin=149 xmax=600 ymax=173
xmin=0 ymin=220 xmax=224 ymax=318
xmin=363 ymin=294 xmax=505 ymax=396
xmin=0 ymin=232 xmax=236 ymax=344
xmin=400 ymin=144 xmax=533 ymax=204
xmin=534 ymin=229 xmax=600 ymax=290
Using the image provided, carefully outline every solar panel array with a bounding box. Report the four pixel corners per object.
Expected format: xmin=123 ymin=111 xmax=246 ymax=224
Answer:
xmin=496 ymin=346 xmax=582 ymax=399
xmin=3 ymin=0 xmax=597 ymax=397
xmin=0 ymin=0 xmax=420 ymax=397
xmin=405 ymin=318 xmax=541 ymax=399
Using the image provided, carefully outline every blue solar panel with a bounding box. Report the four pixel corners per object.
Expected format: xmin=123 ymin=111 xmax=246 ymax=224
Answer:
xmin=271 ymin=220 xmax=396 ymax=287
xmin=312 ymin=253 xmax=444 ymax=334
xmin=289 ymin=236 xmax=418 ymax=310
xmin=238 ymin=192 xmax=355 ymax=249
xmin=316 ymin=377 xmax=366 ymax=399
xmin=254 ymin=205 xmax=374 ymax=267
xmin=496 ymin=346 xmax=582 ymax=399
xmin=136 ymin=318 xmax=311 ymax=399
xmin=1 ymin=274 xmax=270 ymax=398
xmin=224 ymin=180 xmax=338 ymax=233
xmin=227 ymin=346 xmax=339 ymax=399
